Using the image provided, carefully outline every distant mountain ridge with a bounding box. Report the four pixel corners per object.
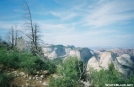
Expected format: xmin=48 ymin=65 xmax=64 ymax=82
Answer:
xmin=42 ymin=44 xmax=93 ymax=62
xmin=93 ymin=48 xmax=134 ymax=58
xmin=42 ymin=44 xmax=134 ymax=76
xmin=42 ymin=44 xmax=134 ymax=61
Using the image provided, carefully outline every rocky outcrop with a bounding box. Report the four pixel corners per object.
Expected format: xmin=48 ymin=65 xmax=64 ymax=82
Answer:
xmin=87 ymin=51 xmax=134 ymax=77
xmin=117 ymin=54 xmax=134 ymax=68
xmin=69 ymin=48 xmax=93 ymax=62
xmin=110 ymin=48 xmax=134 ymax=56
xmin=42 ymin=45 xmax=66 ymax=60
xmin=100 ymin=51 xmax=119 ymax=69
xmin=86 ymin=56 xmax=101 ymax=72
xmin=42 ymin=45 xmax=93 ymax=62
xmin=116 ymin=54 xmax=134 ymax=76
xmin=94 ymin=48 xmax=134 ymax=57
xmin=9 ymin=70 xmax=49 ymax=87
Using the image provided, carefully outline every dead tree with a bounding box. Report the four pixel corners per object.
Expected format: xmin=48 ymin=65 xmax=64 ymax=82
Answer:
xmin=11 ymin=26 xmax=15 ymax=48
xmin=15 ymin=25 xmax=18 ymax=46
xmin=6 ymin=26 xmax=18 ymax=49
xmin=22 ymin=0 xmax=43 ymax=56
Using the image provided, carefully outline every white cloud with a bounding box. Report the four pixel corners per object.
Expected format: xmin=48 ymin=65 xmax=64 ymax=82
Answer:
xmin=0 ymin=21 xmax=24 ymax=30
xmin=83 ymin=0 xmax=134 ymax=27
xmin=50 ymin=11 xmax=77 ymax=21
xmin=1 ymin=0 xmax=134 ymax=48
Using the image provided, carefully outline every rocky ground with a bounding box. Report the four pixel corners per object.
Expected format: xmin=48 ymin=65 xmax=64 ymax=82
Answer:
xmin=0 ymin=66 xmax=50 ymax=87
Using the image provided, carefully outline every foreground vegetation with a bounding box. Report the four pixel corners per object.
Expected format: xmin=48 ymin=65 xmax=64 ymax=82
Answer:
xmin=0 ymin=46 xmax=56 ymax=86
xmin=89 ymin=63 xmax=134 ymax=87
xmin=0 ymin=47 xmax=55 ymax=74
xmin=0 ymin=46 xmax=134 ymax=87
xmin=49 ymin=57 xmax=84 ymax=87
xmin=0 ymin=72 xmax=14 ymax=87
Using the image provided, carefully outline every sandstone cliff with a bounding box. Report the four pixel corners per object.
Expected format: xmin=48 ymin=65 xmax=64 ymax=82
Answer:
xmin=42 ymin=45 xmax=93 ymax=62
xmin=87 ymin=51 xmax=134 ymax=77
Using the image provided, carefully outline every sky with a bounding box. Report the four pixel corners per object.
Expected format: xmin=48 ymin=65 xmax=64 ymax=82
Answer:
xmin=0 ymin=0 xmax=134 ymax=48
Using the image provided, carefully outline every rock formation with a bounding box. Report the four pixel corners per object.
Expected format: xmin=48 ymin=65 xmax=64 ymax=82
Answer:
xmin=42 ymin=45 xmax=93 ymax=62
xmin=86 ymin=56 xmax=101 ymax=72
xmin=93 ymin=48 xmax=134 ymax=57
xmin=99 ymin=51 xmax=118 ymax=69
xmin=110 ymin=48 xmax=134 ymax=56
xmin=87 ymin=51 xmax=134 ymax=77
xmin=117 ymin=54 xmax=134 ymax=68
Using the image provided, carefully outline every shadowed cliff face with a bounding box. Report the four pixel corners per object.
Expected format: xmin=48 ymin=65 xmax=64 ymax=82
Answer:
xmin=42 ymin=45 xmax=93 ymax=62
xmin=80 ymin=48 xmax=93 ymax=62
xmin=130 ymin=56 xmax=134 ymax=62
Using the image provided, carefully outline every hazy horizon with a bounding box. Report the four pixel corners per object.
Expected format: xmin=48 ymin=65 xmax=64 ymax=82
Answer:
xmin=0 ymin=0 xmax=134 ymax=48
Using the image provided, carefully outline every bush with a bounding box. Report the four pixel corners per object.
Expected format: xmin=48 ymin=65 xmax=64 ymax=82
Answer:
xmin=90 ymin=63 xmax=125 ymax=87
xmin=24 ymin=58 xmax=56 ymax=74
xmin=49 ymin=57 xmax=85 ymax=87
xmin=0 ymin=48 xmax=20 ymax=69
xmin=126 ymin=73 xmax=134 ymax=84
xmin=0 ymin=72 xmax=14 ymax=87
xmin=0 ymin=47 xmax=56 ymax=74
xmin=49 ymin=76 xmax=81 ymax=87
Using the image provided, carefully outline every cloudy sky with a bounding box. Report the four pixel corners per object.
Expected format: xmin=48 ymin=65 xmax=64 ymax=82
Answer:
xmin=0 ymin=0 xmax=134 ymax=48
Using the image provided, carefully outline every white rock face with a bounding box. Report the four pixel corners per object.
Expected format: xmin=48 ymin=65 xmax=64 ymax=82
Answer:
xmin=42 ymin=45 xmax=92 ymax=62
xmin=87 ymin=51 xmax=134 ymax=76
xmin=117 ymin=54 xmax=134 ymax=68
xmin=100 ymin=51 xmax=118 ymax=69
xmin=87 ymin=56 xmax=101 ymax=71
xmin=116 ymin=54 xmax=134 ymax=76
xmin=42 ymin=45 xmax=66 ymax=60
xmin=69 ymin=48 xmax=93 ymax=62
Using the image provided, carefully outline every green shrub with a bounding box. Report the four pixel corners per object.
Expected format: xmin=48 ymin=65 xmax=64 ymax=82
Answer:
xmin=49 ymin=57 xmax=85 ymax=87
xmin=0 ymin=47 xmax=56 ymax=74
xmin=44 ymin=59 xmax=56 ymax=73
xmin=23 ymin=58 xmax=56 ymax=74
xmin=0 ymin=48 xmax=20 ymax=69
xmin=90 ymin=63 xmax=125 ymax=87
xmin=0 ymin=72 xmax=14 ymax=87
xmin=126 ymin=73 xmax=134 ymax=84
xmin=49 ymin=77 xmax=81 ymax=87
xmin=64 ymin=57 xmax=86 ymax=80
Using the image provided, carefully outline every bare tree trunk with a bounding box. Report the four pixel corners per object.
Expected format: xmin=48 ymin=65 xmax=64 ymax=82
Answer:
xmin=23 ymin=0 xmax=43 ymax=57
xmin=23 ymin=0 xmax=34 ymax=45
xmin=23 ymin=0 xmax=35 ymax=55
xmin=11 ymin=26 xmax=14 ymax=48
xmin=15 ymin=26 xmax=18 ymax=46
xmin=7 ymin=26 xmax=18 ymax=49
